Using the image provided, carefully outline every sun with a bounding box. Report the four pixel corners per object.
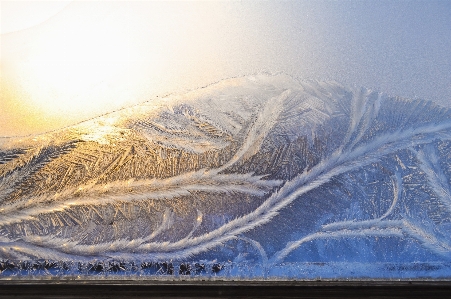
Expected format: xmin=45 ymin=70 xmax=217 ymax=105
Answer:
xmin=24 ymin=12 xmax=135 ymax=115
xmin=0 ymin=1 xmax=240 ymax=137
xmin=0 ymin=1 xmax=173 ymax=136
xmin=1 ymin=1 xmax=142 ymax=128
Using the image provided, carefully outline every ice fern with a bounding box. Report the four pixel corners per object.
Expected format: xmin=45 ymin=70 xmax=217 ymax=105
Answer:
xmin=1 ymin=74 xmax=451 ymax=265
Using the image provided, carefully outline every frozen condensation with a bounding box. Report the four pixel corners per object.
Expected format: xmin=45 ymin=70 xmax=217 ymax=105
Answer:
xmin=1 ymin=74 xmax=451 ymax=279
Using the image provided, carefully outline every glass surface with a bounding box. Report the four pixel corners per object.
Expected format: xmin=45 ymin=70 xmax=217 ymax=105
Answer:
xmin=1 ymin=1 xmax=451 ymax=280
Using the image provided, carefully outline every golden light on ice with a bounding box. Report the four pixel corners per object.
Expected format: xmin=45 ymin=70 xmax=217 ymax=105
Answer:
xmin=0 ymin=1 xmax=239 ymax=137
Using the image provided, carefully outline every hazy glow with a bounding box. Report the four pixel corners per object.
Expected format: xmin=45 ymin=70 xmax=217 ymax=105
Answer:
xmin=0 ymin=1 xmax=72 ymax=34
xmin=1 ymin=1 xmax=240 ymax=136
xmin=1 ymin=1 xmax=450 ymax=137
xmin=20 ymin=4 xmax=136 ymax=115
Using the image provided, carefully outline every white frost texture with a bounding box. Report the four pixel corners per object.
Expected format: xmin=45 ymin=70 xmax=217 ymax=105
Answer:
xmin=1 ymin=74 xmax=451 ymax=278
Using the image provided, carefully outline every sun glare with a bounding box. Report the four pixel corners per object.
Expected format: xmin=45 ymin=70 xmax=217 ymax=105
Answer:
xmin=25 ymin=12 xmax=134 ymax=114
xmin=1 ymin=1 xmax=233 ymax=137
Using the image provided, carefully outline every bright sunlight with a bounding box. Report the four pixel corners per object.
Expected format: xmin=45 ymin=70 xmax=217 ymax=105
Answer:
xmin=0 ymin=1 xmax=237 ymax=136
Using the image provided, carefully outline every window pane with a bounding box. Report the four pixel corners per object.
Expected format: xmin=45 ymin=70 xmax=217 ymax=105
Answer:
xmin=1 ymin=0 xmax=450 ymax=280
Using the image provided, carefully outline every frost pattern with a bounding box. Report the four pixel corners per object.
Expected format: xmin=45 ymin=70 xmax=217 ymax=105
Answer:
xmin=1 ymin=74 xmax=451 ymax=277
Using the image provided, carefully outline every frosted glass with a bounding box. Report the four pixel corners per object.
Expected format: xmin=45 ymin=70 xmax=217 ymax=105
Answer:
xmin=1 ymin=74 xmax=451 ymax=279
xmin=1 ymin=0 xmax=451 ymax=280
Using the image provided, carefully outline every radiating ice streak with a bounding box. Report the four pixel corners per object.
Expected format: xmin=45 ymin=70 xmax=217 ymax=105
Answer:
xmin=147 ymin=209 xmax=204 ymax=252
xmin=145 ymin=207 xmax=175 ymax=242
xmin=1 ymin=141 xmax=77 ymax=201
xmin=346 ymin=92 xmax=383 ymax=151
xmin=322 ymin=173 xmax=402 ymax=231
xmin=338 ymin=89 xmax=376 ymax=153
xmin=216 ymin=90 xmax=292 ymax=172
xmin=140 ymin=130 xmax=229 ymax=154
xmin=270 ymin=227 xmax=404 ymax=264
xmin=0 ymin=147 xmax=43 ymax=200
xmin=0 ymin=172 xmax=282 ymax=226
xmin=415 ymin=145 xmax=451 ymax=212
xmin=22 ymin=234 xmax=151 ymax=256
xmin=20 ymin=208 xmax=175 ymax=255
xmin=380 ymin=173 xmax=402 ymax=220
xmin=182 ymin=210 xmax=203 ymax=241
xmin=271 ymin=218 xmax=451 ymax=264
xmin=402 ymin=220 xmax=451 ymax=254
xmin=330 ymin=122 xmax=451 ymax=177
xmin=237 ymin=236 xmax=268 ymax=265
xmin=342 ymin=88 xmax=370 ymax=146
xmin=0 ymin=241 xmax=90 ymax=261
xmin=322 ymin=219 xmax=405 ymax=232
